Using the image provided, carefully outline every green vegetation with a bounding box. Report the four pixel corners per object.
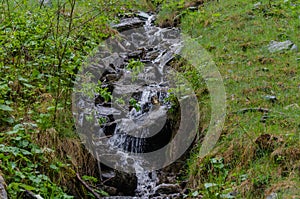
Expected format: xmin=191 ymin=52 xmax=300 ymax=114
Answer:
xmin=178 ymin=0 xmax=300 ymax=198
xmin=126 ymin=59 xmax=145 ymax=81
xmin=0 ymin=0 xmax=132 ymax=197
xmin=0 ymin=0 xmax=299 ymax=198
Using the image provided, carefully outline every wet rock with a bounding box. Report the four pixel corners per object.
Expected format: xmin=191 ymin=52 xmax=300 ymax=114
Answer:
xmin=104 ymin=171 xmax=138 ymax=196
xmin=131 ymin=33 xmax=148 ymax=47
xmin=23 ymin=190 xmax=43 ymax=199
xmin=188 ymin=6 xmax=198 ymax=11
xmin=112 ymin=18 xmax=145 ymax=31
xmin=136 ymin=11 xmax=152 ymax=20
xmin=264 ymin=95 xmax=277 ymax=103
xmin=0 ymin=174 xmax=7 ymax=199
xmin=102 ymin=185 xmax=118 ymax=196
xmin=102 ymin=53 xmax=124 ymax=68
xmin=128 ymin=49 xmax=145 ymax=59
xmin=220 ymin=191 xmax=238 ymax=198
xmin=266 ymin=192 xmax=278 ymax=199
xmin=153 ymin=183 xmax=181 ymax=195
xmin=268 ymin=40 xmax=298 ymax=53
xmin=254 ymin=2 xmax=262 ymax=9
xmin=152 ymin=193 xmax=182 ymax=199
xmin=102 ymin=170 xmax=116 ymax=179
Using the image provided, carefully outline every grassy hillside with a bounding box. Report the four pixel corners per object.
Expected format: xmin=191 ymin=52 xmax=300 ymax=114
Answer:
xmin=176 ymin=0 xmax=299 ymax=198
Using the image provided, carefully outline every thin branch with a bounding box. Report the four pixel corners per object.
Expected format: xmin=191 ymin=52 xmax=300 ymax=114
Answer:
xmin=233 ymin=107 xmax=286 ymax=116
xmin=234 ymin=107 xmax=270 ymax=114
xmin=76 ymin=173 xmax=101 ymax=199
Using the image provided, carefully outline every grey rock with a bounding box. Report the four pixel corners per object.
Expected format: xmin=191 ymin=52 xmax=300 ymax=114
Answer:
xmin=112 ymin=18 xmax=145 ymax=31
xmin=136 ymin=11 xmax=151 ymax=20
xmin=290 ymin=44 xmax=298 ymax=52
xmin=268 ymin=40 xmax=297 ymax=53
xmin=188 ymin=6 xmax=198 ymax=11
xmin=154 ymin=183 xmax=181 ymax=195
xmin=264 ymin=95 xmax=277 ymax=103
xmin=0 ymin=174 xmax=7 ymax=199
xmin=102 ymin=185 xmax=118 ymax=196
xmin=106 ymin=171 xmax=137 ymax=196
xmin=266 ymin=192 xmax=278 ymax=199
xmin=102 ymin=170 xmax=116 ymax=179
xmin=254 ymin=2 xmax=262 ymax=9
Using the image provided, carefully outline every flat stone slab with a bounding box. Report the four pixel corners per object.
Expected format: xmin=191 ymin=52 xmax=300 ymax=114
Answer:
xmin=268 ymin=40 xmax=298 ymax=53
xmin=112 ymin=18 xmax=145 ymax=31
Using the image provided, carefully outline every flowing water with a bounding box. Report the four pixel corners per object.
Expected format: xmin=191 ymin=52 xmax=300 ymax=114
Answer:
xmin=73 ymin=12 xmax=190 ymax=198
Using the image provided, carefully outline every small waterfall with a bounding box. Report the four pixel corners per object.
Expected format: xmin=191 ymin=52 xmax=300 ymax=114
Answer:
xmin=106 ymin=88 xmax=165 ymax=197
xmin=73 ymin=11 xmax=189 ymax=198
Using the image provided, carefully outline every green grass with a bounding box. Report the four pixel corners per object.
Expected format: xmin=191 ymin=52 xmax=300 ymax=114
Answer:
xmin=176 ymin=0 xmax=300 ymax=198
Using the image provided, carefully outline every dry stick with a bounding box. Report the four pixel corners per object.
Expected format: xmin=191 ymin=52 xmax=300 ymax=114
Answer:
xmin=234 ymin=107 xmax=286 ymax=116
xmin=235 ymin=107 xmax=270 ymax=114
xmin=53 ymin=0 xmax=75 ymax=123
xmin=76 ymin=173 xmax=101 ymax=199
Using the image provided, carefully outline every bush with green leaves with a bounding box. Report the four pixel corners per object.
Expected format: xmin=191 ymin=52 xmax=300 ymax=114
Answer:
xmin=0 ymin=124 xmax=73 ymax=198
xmin=0 ymin=0 xmax=134 ymax=197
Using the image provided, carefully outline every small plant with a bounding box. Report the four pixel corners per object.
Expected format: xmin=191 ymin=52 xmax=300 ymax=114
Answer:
xmin=164 ymin=92 xmax=179 ymax=113
xmin=97 ymin=116 xmax=107 ymax=125
xmin=129 ymin=98 xmax=141 ymax=112
xmin=95 ymin=81 xmax=112 ymax=103
xmin=126 ymin=59 xmax=145 ymax=81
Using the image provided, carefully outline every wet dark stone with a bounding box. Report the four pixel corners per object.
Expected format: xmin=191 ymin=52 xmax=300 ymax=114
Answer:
xmin=136 ymin=11 xmax=152 ymax=20
xmin=112 ymin=18 xmax=145 ymax=31
xmin=102 ymin=122 xmax=117 ymax=136
xmin=128 ymin=50 xmax=145 ymax=59
xmin=102 ymin=170 xmax=116 ymax=179
xmin=0 ymin=174 xmax=7 ymax=199
xmin=153 ymin=183 xmax=182 ymax=195
xmin=104 ymin=172 xmax=138 ymax=196
xmin=103 ymin=185 xmax=118 ymax=196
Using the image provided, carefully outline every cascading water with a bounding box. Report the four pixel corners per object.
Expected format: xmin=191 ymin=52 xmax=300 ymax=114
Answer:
xmin=72 ymin=11 xmax=198 ymax=198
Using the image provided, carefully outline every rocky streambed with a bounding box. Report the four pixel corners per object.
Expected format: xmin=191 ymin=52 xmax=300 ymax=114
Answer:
xmin=73 ymin=11 xmax=198 ymax=198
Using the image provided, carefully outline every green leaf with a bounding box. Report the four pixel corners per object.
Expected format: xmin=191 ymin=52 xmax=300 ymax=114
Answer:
xmin=23 ymin=83 xmax=34 ymax=88
xmin=0 ymin=104 xmax=13 ymax=111
xmin=192 ymin=190 xmax=199 ymax=197
xmin=2 ymin=117 xmax=15 ymax=124
xmin=204 ymin=183 xmax=218 ymax=189
xmin=19 ymin=184 xmax=36 ymax=191
xmin=50 ymin=164 xmax=59 ymax=170
xmin=18 ymin=75 xmax=29 ymax=82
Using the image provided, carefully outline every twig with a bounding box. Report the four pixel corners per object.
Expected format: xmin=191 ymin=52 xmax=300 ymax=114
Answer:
xmin=235 ymin=107 xmax=270 ymax=114
xmin=233 ymin=107 xmax=286 ymax=116
xmin=76 ymin=173 xmax=101 ymax=199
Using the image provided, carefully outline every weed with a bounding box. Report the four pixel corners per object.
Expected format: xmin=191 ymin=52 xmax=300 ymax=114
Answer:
xmin=126 ymin=59 xmax=145 ymax=81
